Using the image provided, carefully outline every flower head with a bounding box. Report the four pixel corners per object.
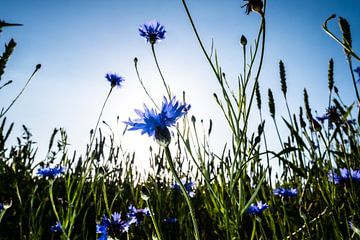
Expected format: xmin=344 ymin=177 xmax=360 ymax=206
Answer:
xmin=329 ymin=168 xmax=360 ymax=184
xmin=163 ymin=217 xmax=178 ymax=223
xmin=0 ymin=203 xmax=3 ymax=212
xmin=96 ymin=213 xmax=130 ymax=240
xmin=127 ymin=204 xmax=150 ymax=226
xmin=273 ymin=188 xmax=298 ymax=197
xmin=354 ymin=67 xmax=360 ymax=84
xmin=242 ymin=0 xmax=263 ymax=15
xmin=247 ymin=201 xmax=268 ymax=215
xmin=171 ymin=178 xmax=196 ymax=198
xmin=50 ymin=222 xmax=62 ymax=233
xmin=316 ymin=106 xmax=355 ymax=129
xmin=37 ymin=166 xmax=64 ymax=178
xmin=125 ymin=96 xmax=190 ymax=146
xmin=139 ymin=20 xmax=166 ymax=44
xmin=105 ymin=73 xmax=124 ymax=88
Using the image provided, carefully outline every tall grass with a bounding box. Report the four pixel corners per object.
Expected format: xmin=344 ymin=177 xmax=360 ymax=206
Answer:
xmin=1 ymin=1 xmax=360 ymax=239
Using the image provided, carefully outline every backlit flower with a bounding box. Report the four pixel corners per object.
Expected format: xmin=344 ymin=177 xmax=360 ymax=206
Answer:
xmin=139 ymin=20 xmax=166 ymax=44
xmin=329 ymin=168 xmax=360 ymax=184
xmin=242 ymin=0 xmax=263 ymax=15
xmin=354 ymin=67 xmax=360 ymax=83
xmin=247 ymin=201 xmax=268 ymax=215
xmin=125 ymin=96 xmax=190 ymax=146
xmin=127 ymin=204 xmax=150 ymax=226
xmin=171 ymin=178 xmax=196 ymax=198
xmin=105 ymin=73 xmax=124 ymax=88
xmin=50 ymin=222 xmax=62 ymax=233
xmin=37 ymin=166 xmax=64 ymax=178
xmin=273 ymin=188 xmax=298 ymax=197
xmin=163 ymin=217 xmax=178 ymax=223
xmin=96 ymin=213 xmax=130 ymax=240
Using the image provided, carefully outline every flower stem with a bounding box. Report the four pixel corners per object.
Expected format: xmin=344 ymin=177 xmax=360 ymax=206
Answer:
xmin=0 ymin=64 xmax=41 ymax=118
xmin=151 ymin=44 xmax=171 ymax=99
xmin=164 ymin=146 xmax=200 ymax=240
xmin=146 ymin=199 xmax=163 ymax=240
xmin=134 ymin=58 xmax=159 ymax=110
xmin=88 ymin=86 xmax=114 ymax=156
xmin=49 ymin=179 xmax=70 ymax=240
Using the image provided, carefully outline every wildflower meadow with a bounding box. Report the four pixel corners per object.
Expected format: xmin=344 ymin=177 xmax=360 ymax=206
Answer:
xmin=1 ymin=0 xmax=360 ymax=239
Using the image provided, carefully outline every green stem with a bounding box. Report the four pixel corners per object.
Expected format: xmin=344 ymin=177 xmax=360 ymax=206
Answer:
xmin=49 ymin=180 xmax=60 ymax=223
xmin=151 ymin=44 xmax=171 ymax=99
xmin=0 ymin=64 xmax=41 ymax=118
xmin=250 ymin=218 xmax=256 ymax=240
xmin=164 ymin=146 xmax=200 ymax=240
xmin=49 ymin=180 xmax=70 ymax=240
xmin=146 ymin=200 xmax=163 ymax=240
xmin=88 ymin=86 xmax=114 ymax=156
xmin=134 ymin=58 xmax=159 ymax=110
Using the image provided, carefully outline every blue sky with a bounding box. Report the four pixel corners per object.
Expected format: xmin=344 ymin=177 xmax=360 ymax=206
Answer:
xmin=1 ymin=1 xmax=360 ymax=169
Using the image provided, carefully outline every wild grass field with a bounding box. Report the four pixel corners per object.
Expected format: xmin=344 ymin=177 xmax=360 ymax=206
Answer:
xmin=1 ymin=0 xmax=360 ymax=239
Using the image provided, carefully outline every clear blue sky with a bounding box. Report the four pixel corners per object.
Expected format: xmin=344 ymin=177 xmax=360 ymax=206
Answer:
xmin=1 ymin=1 xmax=360 ymax=170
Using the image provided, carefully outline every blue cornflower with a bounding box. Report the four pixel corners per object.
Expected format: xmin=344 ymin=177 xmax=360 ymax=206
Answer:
xmin=96 ymin=220 xmax=108 ymax=240
xmin=171 ymin=178 xmax=196 ymax=198
xmin=105 ymin=73 xmax=124 ymax=88
xmin=0 ymin=202 xmax=3 ymax=212
xmin=247 ymin=201 xmax=268 ymax=215
xmin=349 ymin=221 xmax=360 ymax=235
xmin=37 ymin=166 xmax=64 ymax=178
xmin=96 ymin=213 xmax=130 ymax=240
xmin=163 ymin=217 xmax=178 ymax=223
xmin=329 ymin=168 xmax=360 ymax=184
xmin=273 ymin=188 xmax=298 ymax=197
xmin=127 ymin=204 xmax=150 ymax=226
xmin=242 ymin=0 xmax=263 ymax=15
xmin=316 ymin=106 xmax=355 ymax=129
xmin=125 ymin=96 xmax=190 ymax=146
xmin=50 ymin=222 xmax=62 ymax=233
xmin=139 ymin=20 xmax=166 ymax=44
xmin=354 ymin=67 xmax=360 ymax=83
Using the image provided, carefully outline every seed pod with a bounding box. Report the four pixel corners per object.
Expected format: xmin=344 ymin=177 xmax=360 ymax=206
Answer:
xmin=240 ymin=35 xmax=247 ymax=46
xmin=303 ymin=89 xmax=313 ymax=122
xmin=268 ymin=89 xmax=275 ymax=118
xmin=255 ymin=82 xmax=261 ymax=110
xmin=279 ymin=60 xmax=287 ymax=97
xmin=339 ymin=17 xmax=352 ymax=56
xmin=328 ymin=58 xmax=334 ymax=92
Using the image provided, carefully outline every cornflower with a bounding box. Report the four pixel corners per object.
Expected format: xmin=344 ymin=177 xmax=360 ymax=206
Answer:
xmin=329 ymin=168 xmax=360 ymax=184
xmin=50 ymin=222 xmax=62 ymax=233
xmin=163 ymin=217 xmax=178 ymax=223
xmin=139 ymin=20 xmax=166 ymax=44
xmin=242 ymin=0 xmax=263 ymax=15
xmin=273 ymin=187 xmax=298 ymax=197
xmin=171 ymin=178 xmax=196 ymax=198
xmin=125 ymin=96 xmax=190 ymax=146
xmin=127 ymin=204 xmax=150 ymax=226
xmin=37 ymin=166 xmax=64 ymax=178
xmin=247 ymin=201 xmax=268 ymax=215
xmin=354 ymin=67 xmax=360 ymax=83
xmin=105 ymin=73 xmax=124 ymax=88
xmin=96 ymin=212 xmax=130 ymax=240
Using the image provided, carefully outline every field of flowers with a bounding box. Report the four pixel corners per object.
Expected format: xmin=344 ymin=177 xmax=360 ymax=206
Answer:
xmin=1 ymin=0 xmax=360 ymax=239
